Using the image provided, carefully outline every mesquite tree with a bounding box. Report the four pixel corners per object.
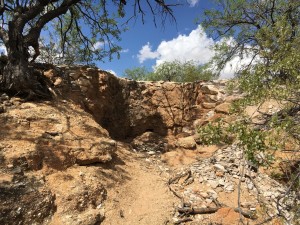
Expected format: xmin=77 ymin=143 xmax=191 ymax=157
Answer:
xmin=0 ymin=0 xmax=176 ymax=98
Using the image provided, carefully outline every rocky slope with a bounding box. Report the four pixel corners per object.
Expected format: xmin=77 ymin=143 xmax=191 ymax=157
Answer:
xmin=0 ymin=65 xmax=298 ymax=225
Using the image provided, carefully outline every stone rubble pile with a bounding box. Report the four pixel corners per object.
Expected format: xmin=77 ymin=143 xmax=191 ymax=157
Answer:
xmin=172 ymin=145 xmax=299 ymax=224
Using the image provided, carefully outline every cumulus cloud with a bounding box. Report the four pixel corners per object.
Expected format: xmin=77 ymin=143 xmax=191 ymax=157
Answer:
xmin=187 ymin=0 xmax=200 ymax=7
xmin=93 ymin=41 xmax=104 ymax=50
xmin=137 ymin=26 xmax=257 ymax=79
xmin=107 ymin=69 xmax=117 ymax=76
xmin=138 ymin=26 xmax=215 ymax=66
xmin=138 ymin=42 xmax=159 ymax=63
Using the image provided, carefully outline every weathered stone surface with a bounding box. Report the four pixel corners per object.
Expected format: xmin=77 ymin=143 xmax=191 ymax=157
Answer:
xmin=47 ymin=168 xmax=106 ymax=225
xmin=43 ymin=69 xmax=57 ymax=79
xmin=177 ymin=145 xmax=299 ymax=223
xmin=53 ymin=77 xmax=63 ymax=86
xmin=215 ymin=102 xmax=231 ymax=114
xmin=1 ymin=65 xmax=299 ymax=225
xmin=202 ymin=102 xmax=216 ymax=109
xmin=131 ymin=131 xmax=166 ymax=152
xmin=176 ymin=136 xmax=196 ymax=149
xmin=1 ymin=101 xmax=115 ymax=171
xmin=58 ymin=68 xmax=227 ymax=140
xmin=0 ymin=99 xmax=116 ymax=225
xmin=201 ymin=85 xmax=219 ymax=95
xmin=75 ymin=138 xmax=116 ymax=165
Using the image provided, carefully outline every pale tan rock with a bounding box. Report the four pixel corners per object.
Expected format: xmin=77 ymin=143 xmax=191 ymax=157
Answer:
xmin=201 ymin=85 xmax=219 ymax=95
xmin=202 ymin=102 xmax=216 ymax=109
xmin=75 ymin=138 xmax=116 ymax=165
xmin=53 ymin=77 xmax=63 ymax=86
xmin=215 ymin=102 xmax=231 ymax=114
xmin=43 ymin=69 xmax=56 ymax=79
xmin=204 ymin=94 xmax=218 ymax=103
xmin=225 ymin=95 xmax=243 ymax=103
xmin=176 ymin=136 xmax=196 ymax=149
xmin=161 ymin=149 xmax=199 ymax=167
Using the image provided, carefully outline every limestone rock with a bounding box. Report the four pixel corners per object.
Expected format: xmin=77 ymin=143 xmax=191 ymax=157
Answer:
xmin=213 ymin=164 xmax=226 ymax=172
xmin=201 ymin=85 xmax=219 ymax=95
xmin=43 ymin=69 xmax=57 ymax=79
xmin=53 ymin=77 xmax=63 ymax=86
xmin=225 ymin=95 xmax=243 ymax=103
xmin=176 ymin=136 xmax=196 ymax=149
xmin=215 ymin=102 xmax=231 ymax=114
xmin=77 ymin=77 xmax=91 ymax=87
xmin=131 ymin=131 xmax=166 ymax=152
xmin=204 ymin=94 xmax=218 ymax=103
xmin=47 ymin=168 xmax=106 ymax=225
xmin=202 ymin=102 xmax=216 ymax=109
xmin=75 ymin=138 xmax=116 ymax=165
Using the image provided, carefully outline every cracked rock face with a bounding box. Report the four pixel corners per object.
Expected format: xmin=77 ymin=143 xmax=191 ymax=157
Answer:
xmin=57 ymin=67 xmax=229 ymax=140
xmin=0 ymin=99 xmax=115 ymax=224
xmin=2 ymin=66 xmax=296 ymax=225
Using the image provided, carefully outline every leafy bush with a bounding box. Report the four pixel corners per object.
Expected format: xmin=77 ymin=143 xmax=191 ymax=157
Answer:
xmin=123 ymin=60 xmax=218 ymax=82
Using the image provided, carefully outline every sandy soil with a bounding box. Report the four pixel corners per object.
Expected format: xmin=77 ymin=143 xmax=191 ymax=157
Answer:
xmin=102 ymin=145 xmax=177 ymax=225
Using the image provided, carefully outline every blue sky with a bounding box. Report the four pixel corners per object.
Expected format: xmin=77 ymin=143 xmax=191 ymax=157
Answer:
xmin=0 ymin=0 xmax=239 ymax=79
xmin=97 ymin=1 xmax=226 ymax=77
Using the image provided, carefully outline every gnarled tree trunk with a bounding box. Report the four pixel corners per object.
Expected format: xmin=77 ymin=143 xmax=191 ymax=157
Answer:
xmin=0 ymin=22 xmax=50 ymax=99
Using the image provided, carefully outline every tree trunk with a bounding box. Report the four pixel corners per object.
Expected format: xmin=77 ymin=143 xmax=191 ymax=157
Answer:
xmin=0 ymin=24 xmax=50 ymax=99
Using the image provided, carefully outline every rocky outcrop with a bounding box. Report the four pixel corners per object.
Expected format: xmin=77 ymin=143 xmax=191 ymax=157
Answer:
xmin=47 ymin=66 xmax=230 ymax=141
xmin=169 ymin=145 xmax=299 ymax=224
xmin=0 ymin=97 xmax=115 ymax=225
xmin=2 ymin=65 xmax=296 ymax=225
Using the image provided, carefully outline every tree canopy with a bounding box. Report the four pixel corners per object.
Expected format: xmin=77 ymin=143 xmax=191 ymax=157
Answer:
xmin=0 ymin=0 xmax=178 ymax=97
xmin=199 ymin=2 xmax=300 ymax=216
xmin=124 ymin=60 xmax=218 ymax=82
xmin=202 ymin=0 xmax=300 ymax=101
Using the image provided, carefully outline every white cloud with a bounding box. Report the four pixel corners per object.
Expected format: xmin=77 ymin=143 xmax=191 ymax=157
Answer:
xmin=107 ymin=69 xmax=117 ymax=76
xmin=137 ymin=26 xmax=257 ymax=79
xmin=93 ymin=41 xmax=104 ymax=50
xmin=137 ymin=42 xmax=159 ymax=63
xmin=187 ymin=0 xmax=200 ymax=7
xmin=137 ymin=26 xmax=214 ymax=66
xmin=121 ymin=48 xmax=129 ymax=53
xmin=156 ymin=26 xmax=215 ymax=66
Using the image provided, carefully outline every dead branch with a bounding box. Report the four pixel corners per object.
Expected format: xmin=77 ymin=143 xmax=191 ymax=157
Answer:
xmin=237 ymin=151 xmax=246 ymax=224
xmin=168 ymin=170 xmax=191 ymax=185
xmin=177 ymin=207 xmax=220 ymax=215
xmin=182 ymin=170 xmax=194 ymax=186
xmin=213 ymin=198 xmax=223 ymax=208
xmin=234 ymin=207 xmax=258 ymax=220
xmin=168 ymin=185 xmax=183 ymax=199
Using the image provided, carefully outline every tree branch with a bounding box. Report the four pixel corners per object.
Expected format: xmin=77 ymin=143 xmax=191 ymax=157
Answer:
xmin=24 ymin=0 xmax=80 ymax=46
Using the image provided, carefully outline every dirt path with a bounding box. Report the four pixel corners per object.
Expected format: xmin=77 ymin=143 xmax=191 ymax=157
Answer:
xmin=102 ymin=148 xmax=177 ymax=225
